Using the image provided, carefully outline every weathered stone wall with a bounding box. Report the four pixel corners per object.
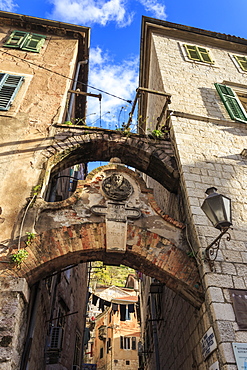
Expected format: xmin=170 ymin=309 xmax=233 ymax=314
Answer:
xmin=0 ymin=15 xmax=89 ymax=369
xmin=0 ymin=278 xmax=29 ymax=369
xmin=140 ymin=276 xmax=212 ymax=370
xmin=25 ymin=264 xmax=88 ymax=370
xmin=142 ymin=23 xmax=247 ymax=370
xmin=0 ymin=24 xmax=79 ymax=244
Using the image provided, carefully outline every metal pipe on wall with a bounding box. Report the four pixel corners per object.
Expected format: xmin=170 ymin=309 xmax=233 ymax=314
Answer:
xmin=67 ymin=60 xmax=88 ymax=122
xmin=150 ymin=291 xmax=161 ymax=370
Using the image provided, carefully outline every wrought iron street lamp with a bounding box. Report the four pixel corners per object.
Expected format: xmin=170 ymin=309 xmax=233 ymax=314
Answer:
xmin=201 ymin=187 xmax=232 ymax=262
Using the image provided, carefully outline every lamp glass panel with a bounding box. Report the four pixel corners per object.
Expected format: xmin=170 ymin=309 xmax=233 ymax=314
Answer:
xmin=201 ymin=199 xmax=218 ymax=226
xmin=202 ymin=194 xmax=232 ymax=229
xmin=207 ymin=196 xmax=225 ymax=224
xmin=222 ymin=196 xmax=231 ymax=222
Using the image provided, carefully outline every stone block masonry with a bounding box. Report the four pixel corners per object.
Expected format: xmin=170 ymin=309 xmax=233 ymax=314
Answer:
xmin=139 ymin=18 xmax=247 ymax=369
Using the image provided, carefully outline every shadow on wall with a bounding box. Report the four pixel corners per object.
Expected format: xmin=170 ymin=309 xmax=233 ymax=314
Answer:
xmin=199 ymin=87 xmax=226 ymax=120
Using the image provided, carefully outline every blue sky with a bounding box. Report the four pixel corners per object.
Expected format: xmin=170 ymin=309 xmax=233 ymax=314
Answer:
xmin=1 ymin=0 xmax=247 ymax=131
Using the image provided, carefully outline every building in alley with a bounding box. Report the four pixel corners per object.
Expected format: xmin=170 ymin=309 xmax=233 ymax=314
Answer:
xmin=24 ymin=264 xmax=89 ymax=370
xmin=84 ymin=282 xmax=140 ymax=369
xmin=137 ymin=16 xmax=247 ymax=370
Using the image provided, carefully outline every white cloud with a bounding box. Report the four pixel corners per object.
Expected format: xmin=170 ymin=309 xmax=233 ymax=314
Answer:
xmin=86 ymin=47 xmax=139 ymax=130
xmin=0 ymin=0 xmax=18 ymax=12
xmin=138 ymin=0 xmax=166 ymax=19
xmin=90 ymin=46 xmax=109 ymax=65
xmin=48 ymin=0 xmax=134 ymax=27
xmin=48 ymin=0 xmax=166 ymax=27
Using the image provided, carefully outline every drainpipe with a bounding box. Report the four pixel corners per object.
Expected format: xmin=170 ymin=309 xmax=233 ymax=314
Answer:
xmin=67 ymin=60 xmax=88 ymax=122
xmin=150 ymin=293 xmax=160 ymax=370
xmin=20 ymin=282 xmax=40 ymax=370
xmin=81 ymin=262 xmax=92 ymax=369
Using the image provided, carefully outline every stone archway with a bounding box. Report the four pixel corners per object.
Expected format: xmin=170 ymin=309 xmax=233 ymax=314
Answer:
xmin=3 ymin=163 xmax=203 ymax=308
xmin=43 ymin=126 xmax=179 ymax=192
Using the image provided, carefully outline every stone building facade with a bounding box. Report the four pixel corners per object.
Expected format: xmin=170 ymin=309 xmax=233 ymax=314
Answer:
xmin=0 ymin=11 xmax=90 ymax=369
xmin=89 ymin=286 xmax=140 ymax=370
xmin=24 ymin=264 xmax=88 ymax=370
xmin=138 ymin=16 xmax=247 ymax=370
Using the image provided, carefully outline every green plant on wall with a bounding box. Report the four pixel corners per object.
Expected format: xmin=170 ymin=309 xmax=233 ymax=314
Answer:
xmin=10 ymin=232 xmax=35 ymax=266
xmin=148 ymin=129 xmax=163 ymax=139
xmin=115 ymin=127 xmax=131 ymax=137
xmin=10 ymin=249 xmax=29 ymax=266
xmin=64 ymin=117 xmax=87 ymax=126
xmin=31 ymin=184 xmax=41 ymax=197
xmin=26 ymin=232 xmax=36 ymax=246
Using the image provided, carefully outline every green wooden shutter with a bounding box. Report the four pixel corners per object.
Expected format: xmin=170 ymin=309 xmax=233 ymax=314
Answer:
xmin=198 ymin=47 xmax=213 ymax=63
xmin=4 ymin=30 xmax=28 ymax=48
xmin=234 ymin=55 xmax=247 ymax=71
xmin=120 ymin=336 xmax=123 ymax=349
xmin=4 ymin=31 xmax=46 ymax=52
xmin=184 ymin=44 xmax=213 ymax=64
xmin=22 ymin=33 xmax=46 ymax=52
xmin=215 ymin=83 xmax=247 ymax=123
xmin=184 ymin=44 xmax=200 ymax=61
xmin=0 ymin=74 xmax=24 ymax=111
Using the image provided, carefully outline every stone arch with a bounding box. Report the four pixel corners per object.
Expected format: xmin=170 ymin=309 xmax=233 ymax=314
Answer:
xmin=3 ymin=164 xmax=203 ymax=308
xmin=44 ymin=127 xmax=179 ymax=192
xmin=5 ymin=223 xmax=203 ymax=308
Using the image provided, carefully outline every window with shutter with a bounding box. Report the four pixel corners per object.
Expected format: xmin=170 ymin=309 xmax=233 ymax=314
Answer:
xmin=233 ymin=55 xmax=247 ymax=72
xmin=4 ymin=30 xmax=46 ymax=53
xmin=215 ymin=83 xmax=247 ymax=123
xmin=4 ymin=30 xmax=27 ymax=48
xmin=184 ymin=44 xmax=214 ymax=64
xmin=120 ymin=336 xmax=123 ymax=349
xmin=73 ymin=331 xmax=81 ymax=367
xmin=132 ymin=337 xmax=136 ymax=350
xmin=120 ymin=336 xmax=132 ymax=349
xmin=0 ymin=73 xmax=24 ymax=111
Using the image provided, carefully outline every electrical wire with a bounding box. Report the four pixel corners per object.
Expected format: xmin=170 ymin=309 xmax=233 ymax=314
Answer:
xmin=99 ymin=98 xmax=102 ymax=127
xmin=2 ymin=50 xmax=132 ymax=104
xmin=185 ymin=224 xmax=202 ymax=266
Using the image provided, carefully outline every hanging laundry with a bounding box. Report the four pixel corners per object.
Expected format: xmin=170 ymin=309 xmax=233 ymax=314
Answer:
xmin=112 ymin=303 xmax=118 ymax=314
xmin=99 ymin=298 xmax=105 ymax=311
xmin=104 ymin=300 xmax=111 ymax=307
xmin=120 ymin=304 xmax=126 ymax=321
xmin=92 ymin=294 xmax=98 ymax=306
xmin=128 ymin=304 xmax=135 ymax=313
xmin=126 ymin=306 xmax=130 ymax=320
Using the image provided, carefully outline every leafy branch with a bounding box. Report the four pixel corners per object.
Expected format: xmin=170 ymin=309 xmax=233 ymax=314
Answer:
xmin=10 ymin=249 xmax=29 ymax=266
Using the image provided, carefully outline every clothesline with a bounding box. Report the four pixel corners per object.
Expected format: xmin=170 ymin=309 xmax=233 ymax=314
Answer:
xmin=90 ymin=293 xmax=136 ymax=321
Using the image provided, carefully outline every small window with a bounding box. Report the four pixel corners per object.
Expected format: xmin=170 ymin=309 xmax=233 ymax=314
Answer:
xmin=4 ymin=30 xmax=46 ymax=53
xmin=126 ymin=360 xmax=130 ymax=365
xmin=184 ymin=44 xmax=214 ymax=64
xmin=233 ymin=55 xmax=247 ymax=72
xmin=57 ymin=308 xmax=66 ymax=328
xmin=120 ymin=336 xmax=131 ymax=349
xmin=132 ymin=337 xmax=136 ymax=350
xmin=107 ymin=338 xmax=111 ymax=353
xmin=73 ymin=331 xmax=82 ymax=367
xmin=100 ymin=347 xmax=104 ymax=358
xmin=0 ymin=73 xmax=24 ymax=111
xmin=45 ymin=276 xmax=53 ymax=294
xmin=215 ymin=83 xmax=247 ymax=123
